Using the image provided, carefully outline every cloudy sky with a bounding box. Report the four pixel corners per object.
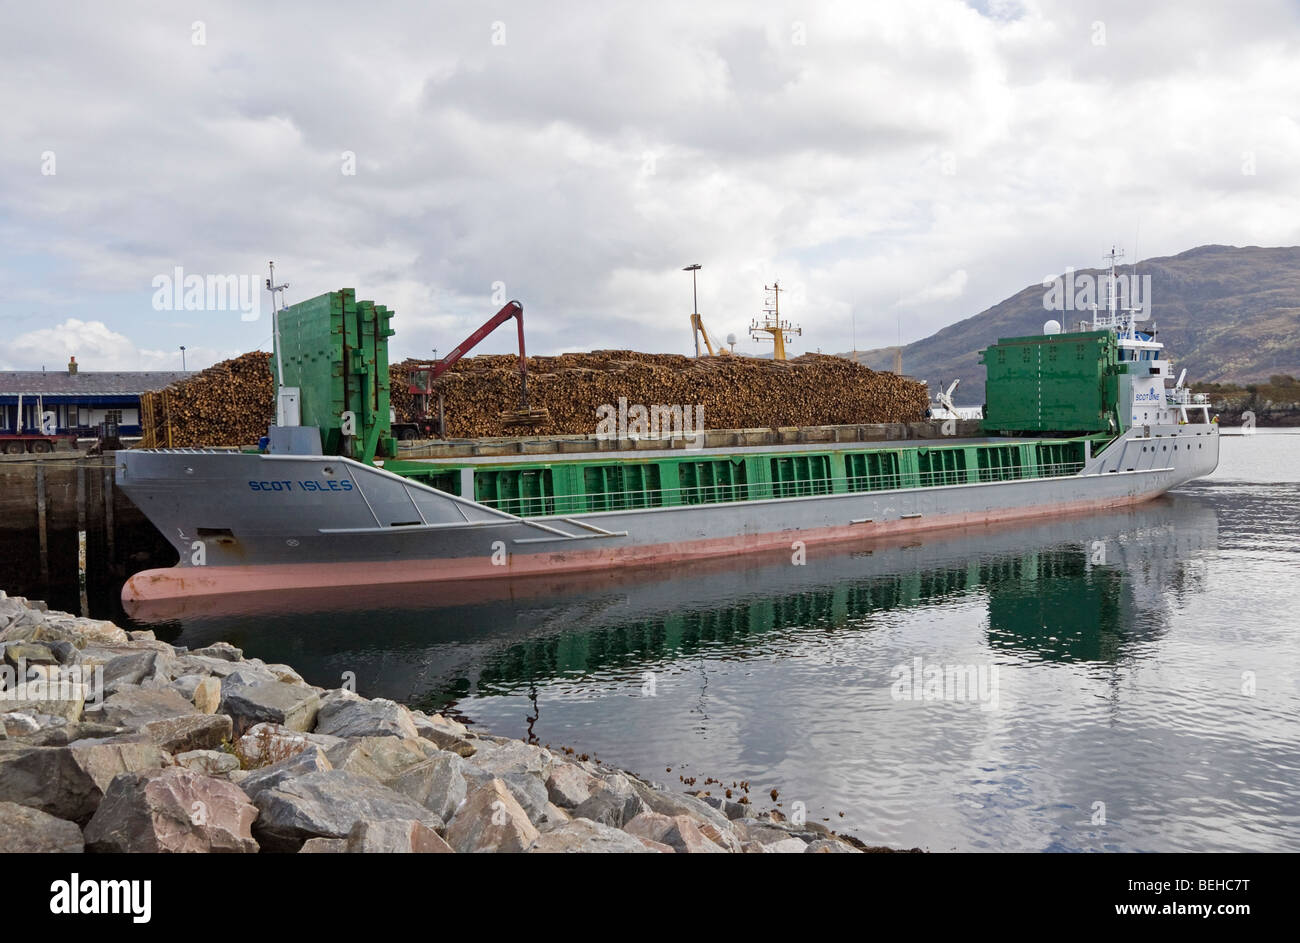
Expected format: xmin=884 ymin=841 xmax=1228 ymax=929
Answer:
xmin=2 ymin=0 xmax=1298 ymax=372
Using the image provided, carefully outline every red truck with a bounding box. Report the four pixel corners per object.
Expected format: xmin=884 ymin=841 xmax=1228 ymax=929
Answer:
xmin=0 ymin=433 xmax=76 ymax=454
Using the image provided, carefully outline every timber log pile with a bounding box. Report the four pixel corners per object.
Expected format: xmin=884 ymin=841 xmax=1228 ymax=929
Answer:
xmin=136 ymin=352 xmax=275 ymax=448
xmin=136 ymin=350 xmax=929 ymax=446
xmin=393 ymin=351 xmax=929 ymax=438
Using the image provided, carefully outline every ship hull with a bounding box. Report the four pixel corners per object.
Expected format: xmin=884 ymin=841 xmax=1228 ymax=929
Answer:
xmin=117 ymin=424 xmax=1218 ymax=603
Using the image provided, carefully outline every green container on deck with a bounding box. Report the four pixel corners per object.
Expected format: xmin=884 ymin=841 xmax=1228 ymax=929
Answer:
xmin=273 ymin=288 xmax=397 ymax=462
xmin=980 ymin=330 xmax=1123 ymax=435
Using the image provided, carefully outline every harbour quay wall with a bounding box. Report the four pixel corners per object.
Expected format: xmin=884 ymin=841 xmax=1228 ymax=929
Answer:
xmin=0 ymin=454 xmax=174 ymax=615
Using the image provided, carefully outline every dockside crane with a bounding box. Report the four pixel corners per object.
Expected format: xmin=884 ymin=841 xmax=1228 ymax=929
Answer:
xmin=690 ymin=312 xmax=728 ymax=357
xmin=397 ymin=300 xmax=550 ymax=440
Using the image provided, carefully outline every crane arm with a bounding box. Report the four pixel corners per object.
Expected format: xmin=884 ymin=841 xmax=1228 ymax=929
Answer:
xmin=408 ymin=300 xmax=540 ymax=416
xmin=701 ymin=326 xmax=717 ymax=357
xmin=690 ymin=313 xmax=718 ymax=357
xmin=429 ymin=300 xmax=526 ymax=382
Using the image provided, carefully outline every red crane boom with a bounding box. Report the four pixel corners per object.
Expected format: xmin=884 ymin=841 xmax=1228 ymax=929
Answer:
xmin=405 ymin=300 xmax=549 ymax=435
xmin=429 ymin=301 xmax=525 ymax=382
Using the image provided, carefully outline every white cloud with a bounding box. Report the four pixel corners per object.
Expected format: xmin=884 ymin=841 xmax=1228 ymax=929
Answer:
xmin=1 ymin=318 xmax=236 ymax=372
xmin=899 ymin=270 xmax=970 ymax=308
xmin=0 ymin=0 xmax=1297 ymax=362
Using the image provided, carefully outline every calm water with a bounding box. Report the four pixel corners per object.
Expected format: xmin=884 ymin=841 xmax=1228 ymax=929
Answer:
xmin=125 ymin=432 xmax=1300 ymax=852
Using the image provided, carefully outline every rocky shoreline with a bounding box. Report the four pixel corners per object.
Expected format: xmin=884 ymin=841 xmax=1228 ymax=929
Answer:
xmin=1211 ymin=405 xmax=1300 ymax=427
xmin=0 ymin=592 xmax=880 ymax=853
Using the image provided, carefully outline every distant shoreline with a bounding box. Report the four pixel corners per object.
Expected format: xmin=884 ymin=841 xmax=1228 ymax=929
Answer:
xmin=1218 ymin=426 xmax=1300 ymax=434
xmin=1211 ymin=410 xmax=1300 ymax=428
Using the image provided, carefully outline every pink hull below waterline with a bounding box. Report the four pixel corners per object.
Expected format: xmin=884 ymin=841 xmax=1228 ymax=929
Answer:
xmin=121 ymin=490 xmax=1161 ymax=606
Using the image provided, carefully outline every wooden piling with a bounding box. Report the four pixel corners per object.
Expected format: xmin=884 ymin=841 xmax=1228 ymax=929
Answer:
xmin=76 ymin=462 xmax=88 ymax=617
xmin=35 ymin=463 xmax=49 ymax=585
xmin=103 ymin=466 xmax=116 ymax=575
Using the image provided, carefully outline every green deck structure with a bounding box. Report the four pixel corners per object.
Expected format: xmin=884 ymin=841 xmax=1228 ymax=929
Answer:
xmin=980 ymin=330 xmax=1125 ymax=435
xmin=274 ymin=288 xmax=398 ymax=463
xmin=383 ymin=434 xmax=1108 ymax=517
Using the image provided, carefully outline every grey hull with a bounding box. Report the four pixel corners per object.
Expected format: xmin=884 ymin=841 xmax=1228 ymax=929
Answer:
xmin=115 ymin=423 xmax=1219 ymax=600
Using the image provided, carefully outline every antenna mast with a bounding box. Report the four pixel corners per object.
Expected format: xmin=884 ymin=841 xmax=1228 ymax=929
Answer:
xmin=749 ymin=281 xmax=801 ymax=361
xmin=266 ymin=261 xmax=291 ymax=420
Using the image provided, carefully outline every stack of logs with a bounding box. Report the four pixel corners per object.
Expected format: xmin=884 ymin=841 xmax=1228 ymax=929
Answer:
xmin=136 ymin=352 xmax=275 ymax=448
xmin=392 ymin=351 xmax=929 ymax=439
xmin=136 ymin=350 xmax=929 ymax=447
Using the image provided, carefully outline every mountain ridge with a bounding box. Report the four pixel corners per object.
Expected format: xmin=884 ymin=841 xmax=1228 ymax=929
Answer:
xmin=841 ymin=245 xmax=1300 ymax=404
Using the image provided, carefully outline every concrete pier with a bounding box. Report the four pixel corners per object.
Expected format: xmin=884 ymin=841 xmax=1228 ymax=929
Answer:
xmin=0 ymin=453 xmax=174 ymax=613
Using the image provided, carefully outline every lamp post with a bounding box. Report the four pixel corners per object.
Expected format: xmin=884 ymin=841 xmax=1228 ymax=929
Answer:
xmin=683 ymin=263 xmax=701 ymax=357
xmin=179 ymin=345 xmax=187 ymax=371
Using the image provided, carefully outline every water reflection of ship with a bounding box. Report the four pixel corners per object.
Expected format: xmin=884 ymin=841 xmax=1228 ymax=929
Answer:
xmin=985 ymin=502 xmax=1216 ymax=662
xmin=150 ymin=495 xmax=1219 ymax=709
xmin=461 ymin=495 xmax=1219 ymax=701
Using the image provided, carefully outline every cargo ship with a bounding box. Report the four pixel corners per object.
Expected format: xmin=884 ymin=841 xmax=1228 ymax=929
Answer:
xmin=117 ymin=256 xmax=1218 ymax=604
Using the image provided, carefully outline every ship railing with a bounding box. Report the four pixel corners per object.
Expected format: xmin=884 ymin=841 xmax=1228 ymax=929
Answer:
xmin=1089 ymin=311 xmax=1130 ymax=332
xmin=476 ymin=460 xmax=1089 ymax=517
xmin=135 ymin=447 xmax=243 ymax=453
xmin=1164 ymin=388 xmax=1208 ymax=406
